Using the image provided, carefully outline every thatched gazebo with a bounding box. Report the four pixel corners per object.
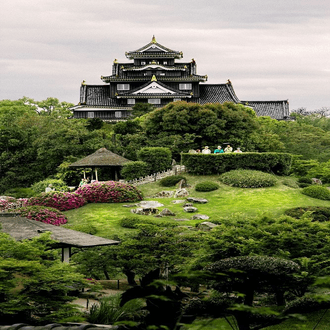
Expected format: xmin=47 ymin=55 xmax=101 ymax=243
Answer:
xmin=0 ymin=215 xmax=119 ymax=262
xmin=69 ymin=147 xmax=130 ymax=181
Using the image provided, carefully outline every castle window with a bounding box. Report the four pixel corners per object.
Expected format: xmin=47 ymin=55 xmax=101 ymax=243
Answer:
xmin=141 ymin=61 xmax=146 ymax=65
xmin=173 ymin=98 xmax=181 ymax=102
xmin=163 ymin=61 xmax=167 ymax=65
xmin=179 ymin=83 xmax=192 ymax=90
xmin=148 ymin=99 xmax=161 ymax=105
xmin=127 ymin=99 xmax=136 ymax=105
xmin=87 ymin=112 xmax=94 ymax=118
xmin=115 ymin=111 xmax=122 ymax=118
xmin=117 ymin=84 xmax=130 ymax=90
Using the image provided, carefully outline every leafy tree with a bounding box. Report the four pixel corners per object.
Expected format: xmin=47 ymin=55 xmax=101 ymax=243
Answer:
xmin=130 ymin=102 xmax=155 ymax=118
xmin=137 ymin=147 xmax=172 ymax=174
xmin=0 ymin=231 xmax=86 ymax=324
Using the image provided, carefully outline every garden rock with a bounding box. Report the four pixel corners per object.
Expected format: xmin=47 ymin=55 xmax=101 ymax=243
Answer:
xmin=154 ymin=191 xmax=174 ymax=198
xmin=183 ymin=206 xmax=198 ymax=213
xmin=177 ymin=178 xmax=188 ymax=189
xmin=131 ymin=208 xmax=159 ymax=215
xmin=312 ymin=178 xmax=322 ymax=185
xmin=122 ymin=204 xmax=136 ymax=208
xmin=159 ymin=208 xmax=176 ymax=216
xmin=171 ymin=200 xmax=186 ymax=204
xmin=190 ymin=214 xmax=210 ymax=220
xmin=186 ymin=197 xmax=208 ymax=204
xmin=175 ymin=218 xmax=190 ymax=221
xmin=174 ymin=188 xmax=189 ymax=198
xmin=184 ymin=203 xmax=193 ymax=207
xmin=197 ymin=221 xmax=218 ymax=231
xmin=136 ymin=201 xmax=164 ymax=208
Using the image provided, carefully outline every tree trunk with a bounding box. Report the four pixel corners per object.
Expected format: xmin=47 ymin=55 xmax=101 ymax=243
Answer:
xmin=103 ymin=268 xmax=110 ymax=280
xmin=124 ymin=270 xmax=137 ymax=286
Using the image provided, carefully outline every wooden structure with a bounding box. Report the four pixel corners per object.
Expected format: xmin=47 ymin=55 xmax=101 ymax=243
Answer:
xmin=69 ymin=147 xmax=130 ymax=181
xmin=0 ymin=215 xmax=119 ymax=262
xmin=72 ymin=36 xmax=290 ymax=121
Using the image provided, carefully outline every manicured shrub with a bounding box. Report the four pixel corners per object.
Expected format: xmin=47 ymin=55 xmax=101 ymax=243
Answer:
xmin=75 ymin=181 xmax=143 ymax=203
xmin=284 ymin=296 xmax=330 ymax=314
xmin=31 ymin=178 xmax=69 ymax=194
xmin=182 ymin=152 xmax=293 ymax=175
xmin=4 ymin=187 xmax=35 ymax=198
xmin=219 ymin=169 xmax=277 ymax=188
xmin=195 ymin=181 xmax=219 ymax=192
xmin=0 ymin=197 xmax=28 ymax=212
xmin=120 ymin=216 xmax=146 ymax=228
xmin=121 ymin=161 xmax=150 ymax=181
xmin=18 ymin=205 xmax=68 ymax=226
xmin=297 ymin=177 xmax=312 ymax=184
xmin=119 ymin=216 xmax=178 ymax=229
xmin=301 ymin=185 xmax=330 ymax=200
xmin=159 ymin=175 xmax=186 ymax=187
xmin=137 ymin=147 xmax=172 ymax=174
xmin=26 ymin=191 xmax=87 ymax=211
xmin=68 ymin=223 xmax=98 ymax=235
xmin=284 ymin=206 xmax=330 ymax=222
xmin=281 ymin=179 xmax=299 ymax=189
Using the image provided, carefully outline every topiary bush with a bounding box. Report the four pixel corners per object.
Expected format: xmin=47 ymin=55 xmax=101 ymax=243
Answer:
xmin=31 ymin=178 xmax=69 ymax=194
xmin=219 ymin=169 xmax=277 ymax=188
xmin=66 ymin=223 xmax=98 ymax=235
xmin=284 ymin=206 xmax=330 ymax=222
xmin=26 ymin=191 xmax=87 ymax=211
xmin=137 ymin=147 xmax=172 ymax=174
xmin=159 ymin=175 xmax=187 ymax=187
xmin=4 ymin=187 xmax=35 ymax=198
xmin=121 ymin=161 xmax=150 ymax=181
xmin=195 ymin=181 xmax=219 ymax=192
xmin=119 ymin=216 xmax=178 ymax=229
xmin=75 ymin=181 xmax=143 ymax=203
xmin=301 ymin=185 xmax=330 ymax=200
xmin=18 ymin=205 xmax=68 ymax=226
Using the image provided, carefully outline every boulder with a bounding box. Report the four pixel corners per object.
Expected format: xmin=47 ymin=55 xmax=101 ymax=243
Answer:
xmin=136 ymin=201 xmax=164 ymax=208
xmin=183 ymin=206 xmax=198 ymax=213
xmin=159 ymin=208 xmax=176 ymax=216
xmin=183 ymin=203 xmax=193 ymax=207
xmin=131 ymin=208 xmax=159 ymax=215
xmin=190 ymin=214 xmax=210 ymax=220
xmin=171 ymin=200 xmax=186 ymax=204
xmin=312 ymin=178 xmax=322 ymax=185
xmin=175 ymin=218 xmax=190 ymax=221
xmin=174 ymin=188 xmax=189 ymax=198
xmin=186 ymin=197 xmax=208 ymax=204
xmin=154 ymin=191 xmax=175 ymax=198
xmin=197 ymin=221 xmax=218 ymax=231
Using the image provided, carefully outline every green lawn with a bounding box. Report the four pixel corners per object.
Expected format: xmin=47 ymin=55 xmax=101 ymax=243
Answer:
xmin=64 ymin=174 xmax=330 ymax=238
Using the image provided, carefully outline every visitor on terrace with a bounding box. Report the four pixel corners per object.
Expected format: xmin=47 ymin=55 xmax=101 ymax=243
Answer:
xmin=214 ymin=146 xmax=224 ymax=154
xmin=202 ymin=146 xmax=211 ymax=154
xmin=224 ymin=145 xmax=233 ymax=153
xmin=234 ymin=147 xmax=243 ymax=153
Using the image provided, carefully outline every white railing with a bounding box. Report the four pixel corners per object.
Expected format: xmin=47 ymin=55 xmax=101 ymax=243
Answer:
xmin=124 ymin=165 xmax=186 ymax=186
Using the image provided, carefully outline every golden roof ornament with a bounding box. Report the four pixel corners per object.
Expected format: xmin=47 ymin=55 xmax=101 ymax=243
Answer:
xmin=151 ymin=60 xmax=157 ymax=64
xmin=113 ymin=59 xmax=118 ymax=64
xmin=151 ymin=75 xmax=157 ymax=82
xmin=81 ymin=80 xmax=86 ymax=86
xmin=151 ymin=35 xmax=157 ymax=44
xmin=227 ymin=79 xmax=232 ymax=84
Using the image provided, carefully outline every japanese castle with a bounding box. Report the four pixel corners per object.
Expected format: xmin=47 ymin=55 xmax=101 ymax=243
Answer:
xmin=73 ymin=36 xmax=290 ymax=121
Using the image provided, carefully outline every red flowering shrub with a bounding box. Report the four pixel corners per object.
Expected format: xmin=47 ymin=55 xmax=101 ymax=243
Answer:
xmin=75 ymin=181 xmax=143 ymax=203
xmin=18 ymin=205 xmax=68 ymax=226
xmin=0 ymin=197 xmax=28 ymax=212
xmin=26 ymin=191 xmax=87 ymax=211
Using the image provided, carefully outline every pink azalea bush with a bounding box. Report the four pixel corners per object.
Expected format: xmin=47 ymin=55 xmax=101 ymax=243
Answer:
xmin=26 ymin=191 xmax=87 ymax=211
xmin=0 ymin=197 xmax=28 ymax=212
xmin=75 ymin=181 xmax=143 ymax=203
xmin=19 ymin=205 xmax=68 ymax=226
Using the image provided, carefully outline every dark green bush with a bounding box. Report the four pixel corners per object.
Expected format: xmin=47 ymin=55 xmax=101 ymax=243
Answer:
xmin=195 ymin=181 xmax=219 ymax=192
xmin=159 ymin=175 xmax=187 ymax=187
xmin=119 ymin=216 xmax=145 ymax=228
xmin=137 ymin=147 xmax=172 ymax=174
xmin=121 ymin=161 xmax=150 ymax=181
xmin=68 ymin=223 xmax=98 ymax=235
xmin=284 ymin=206 xmax=330 ymax=222
xmin=284 ymin=296 xmax=330 ymax=314
xmin=219 ymin=169 xmax=277 ymax=188
xmin=4 ymin=187 xmax=35 ymax=198
xmin=299 ymin=183 xmax=311 ymax=188
xmin=301 ymin=185 xmax=330 ymax=200
xmin=119 ymin=216 xmax=178 ymax=228
xmin=31 ymin=178 xmax=69 ymax=194
xmin=182 ymin=152 xmax=293 ymax=175
xmin=297 ymin=177 xmax=312 ymax=184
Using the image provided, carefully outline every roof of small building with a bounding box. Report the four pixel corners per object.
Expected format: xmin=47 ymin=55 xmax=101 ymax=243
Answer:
xmin=0 ymin=215 xmax=119 ymax=248
xmin=241 ymin=100 xmax=290 ymax=120
xmin=199 ymin=83 xmax=241 ymax=104
xmin=69 ymin=148 xmax=130 ymax=168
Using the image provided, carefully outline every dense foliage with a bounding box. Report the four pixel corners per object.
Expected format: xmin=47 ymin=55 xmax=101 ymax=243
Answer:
xmin=182 ymin=152 xmax=293 ymax=175
xmin=75 ymin=181 xmax=143 ymax=203
xmin=158 ymin=175 xmax=187 ymax=187
xmin=195 ymin=181 xmax=220 ymax=192
xmin=284 ymin=206 xmax=330 ymax=221
xmin=18 ymin=205 xmax=68 ymax=226
xmin=31 ymin=178 xmax=69 ymax=194
xmin=26 ymin=191 xmax=87 ymax=211
xmin=301 ymin=185 xmax=330 ymax=200
xmin=219 ymin=169 xmax=277 ymax=188
xmin=137 ymin=147 xmax=172 ymax=174
xmin=121 ymin=161 xmax=150 ymax=181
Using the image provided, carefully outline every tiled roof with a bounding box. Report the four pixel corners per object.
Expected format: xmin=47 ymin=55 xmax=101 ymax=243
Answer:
xmin=0 ymin=216 xmax=119 ymax=248
xmin=241 ymin=100 xmax=290 ymax=120
xmin=0 ymin=323 xmax=117 ymax=329
xmin=199 ymin=84 xmax=240 ymax=104
xmin=84 ymin=85 xmax=119 ymax=106
xmin=69 ymin=148 xmax=130 ymax=167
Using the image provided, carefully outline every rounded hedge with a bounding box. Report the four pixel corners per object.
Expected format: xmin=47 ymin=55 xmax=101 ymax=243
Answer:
xmin=195 ymin=181 xmax=219 ymax=192
xmin=18 ymin=205 xmax=68 ymax=226
xmin=301 ymin=185 xmax=330 ymax=200
xmin=31 ymin=178 xmax=69 ymax=194
xmin=219 ymin=169 xmax=277 ymax=188
xmin=159 ymin=175 xmax=186 ymax=187
xmin=284 ymin=206 xmax=330 ymax=222
xmin=75 ymin=181 xmax=143 ymax=203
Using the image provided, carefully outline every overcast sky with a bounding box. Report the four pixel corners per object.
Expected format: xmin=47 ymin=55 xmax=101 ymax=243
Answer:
xmin=1 ymin=0 xmax=329 ymax=111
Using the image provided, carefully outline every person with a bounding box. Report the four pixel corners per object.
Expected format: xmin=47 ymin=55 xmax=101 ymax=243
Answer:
xmin=196 ymin=149 xmax=201 ymax=153
xmin=45 ymin=184 xmax=54 ymax=193
xmin=214 ymin=146 xmax=224 ymax=154
xmin=224 ymin=145 xmax=233 ymax=153
xmin=79 ymin=178 xmax=87 ymax=187
xmin=202 ymin=146 xmax=211 ymax=154
xmin=234 ymin=147 xmax=242 ymax=153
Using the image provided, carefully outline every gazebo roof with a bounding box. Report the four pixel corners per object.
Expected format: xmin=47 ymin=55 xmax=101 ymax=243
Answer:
xmin=0 ymin=216 xmax=120 ymax=248
xmin=69 ymin=148 xmax=130 ymax=168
